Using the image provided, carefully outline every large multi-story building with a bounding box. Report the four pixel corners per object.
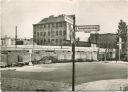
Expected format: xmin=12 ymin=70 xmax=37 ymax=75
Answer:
xmin=33 ymin=14 xmax=74 ymax=46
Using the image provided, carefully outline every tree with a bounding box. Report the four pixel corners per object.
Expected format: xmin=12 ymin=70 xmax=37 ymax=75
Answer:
xmin=118 ymin=20 xmax=127 ymax=42
xmin=117 ymin=20 xmax=127 ymax=61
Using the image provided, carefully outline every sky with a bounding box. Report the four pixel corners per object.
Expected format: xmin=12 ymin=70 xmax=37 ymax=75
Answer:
xmin=1 ymin=0 xmax=128 ymax=41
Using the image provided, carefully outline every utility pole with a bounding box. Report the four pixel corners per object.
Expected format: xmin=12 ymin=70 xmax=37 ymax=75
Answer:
xmin=72 ymin=15 xmax=75 ymax=91
xmin=126 ymin=26 xmax=128 ymax=61
xmin=15 ymin=26 xmax=17 ymax=48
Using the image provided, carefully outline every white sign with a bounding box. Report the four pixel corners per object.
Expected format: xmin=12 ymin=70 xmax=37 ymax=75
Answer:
xmin=29 ymin=49 xmax=33 ymax=54
xmin=70 ymin=30 xmax=76 ymax=43
xmin=76 ymin=25 xmax=100 ymax=32
xmin=117 ymin=37 xmax=123 ymax=50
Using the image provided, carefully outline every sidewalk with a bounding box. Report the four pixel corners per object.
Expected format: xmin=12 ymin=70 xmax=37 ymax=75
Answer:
xmin=100 ymin=61 xmax=128 ymax=64
xmin=68 ymin=79 xmax=128 ymax=91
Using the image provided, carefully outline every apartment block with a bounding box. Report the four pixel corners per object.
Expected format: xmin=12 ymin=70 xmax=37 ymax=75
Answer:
xmin=33 ymin=14 xmax=74 ymax=46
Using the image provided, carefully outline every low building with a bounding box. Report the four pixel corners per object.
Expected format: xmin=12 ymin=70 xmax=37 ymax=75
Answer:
xmin=88 ymin=33 xmax=117 ymax=60
xmin=1 ymin=36 xmax=15 ymax=46
xmin=1 ymin=37 xmax=36 ymax=46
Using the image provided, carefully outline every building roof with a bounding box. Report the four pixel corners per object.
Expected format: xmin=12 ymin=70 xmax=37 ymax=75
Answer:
xmin=36 ymin=14 xmax=74 ymax=24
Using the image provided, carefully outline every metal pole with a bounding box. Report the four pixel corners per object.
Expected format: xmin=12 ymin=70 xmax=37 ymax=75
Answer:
xmin=72 ymin=15 xmax=75 ymax=91
xmin=15 ymin=26 xmax=17 ymax=48
xmin=126 ymin=28 xmax=128 ymax=61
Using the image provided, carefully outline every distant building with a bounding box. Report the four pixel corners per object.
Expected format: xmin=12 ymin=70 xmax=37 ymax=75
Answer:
xmin=33 ymin=14 xmax=74 ymax=46
xmin=1 ymin=36 xmax=15 ymax=46
xmin=1 ymin=37 xmax=35 ymax=46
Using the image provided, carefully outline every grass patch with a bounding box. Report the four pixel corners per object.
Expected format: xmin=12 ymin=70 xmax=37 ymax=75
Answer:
xmin=1 ymin=78 xmax=70 ymax=91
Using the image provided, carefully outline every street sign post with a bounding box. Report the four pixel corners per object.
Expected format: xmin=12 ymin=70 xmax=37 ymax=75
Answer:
xmin=71 ymin=18 xmax=100 ymax=91
xmin=72 ymin=15 xmax=76 ymax=91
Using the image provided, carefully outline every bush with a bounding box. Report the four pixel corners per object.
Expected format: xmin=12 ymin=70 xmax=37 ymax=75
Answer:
xmin=75 ymin=58 xmax=85 ymax=62
xmin=85 ymin=59 xmax=94 ymax=62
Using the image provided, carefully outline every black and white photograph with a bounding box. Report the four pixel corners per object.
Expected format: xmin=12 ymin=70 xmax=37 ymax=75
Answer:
xmin=0 ymin=0 xmax=128 ymax=91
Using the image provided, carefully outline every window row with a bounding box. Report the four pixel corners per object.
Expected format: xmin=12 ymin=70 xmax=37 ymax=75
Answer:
xmin=34 ymin=22 xmax=66 ymax=29
xmin=36 ymin=38 xmax=65 ymax=45
xmin=34 ymin=30 xmax=66 ymax=36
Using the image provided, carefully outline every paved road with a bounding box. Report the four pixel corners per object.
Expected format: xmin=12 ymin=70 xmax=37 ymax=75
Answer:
xmin=1 ymin=62 xmax=128 ymax=84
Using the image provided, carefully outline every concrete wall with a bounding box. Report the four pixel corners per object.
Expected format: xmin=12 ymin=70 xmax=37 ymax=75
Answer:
xmin=32 ymin=50 xmax=98 ymax=61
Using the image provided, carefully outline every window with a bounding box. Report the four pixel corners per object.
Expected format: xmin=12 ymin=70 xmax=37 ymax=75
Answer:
xmin=52 ymin=23 xmax=54 ymax=27
xmin=48 ymin=31 xmax=50 ymax=36
xmin=46 ymin=24 xmax=48 ymax=28
xmin=56 ymin=23 xmax=58 ymax=27
xmin=63 ymin=38 xmax=66 ymax=41
xmin=37 ymin=40 xmax=39 ymax=45
xmin=40 ymin=40 xmax=42 ymax=45
xmin=39 ymin=25 xmax=41 ymax=28
xmin=52 ymin=31 xmax=54 ymax=37
xmin=48 ymin=39 xmax=50 ymax=43
xmin=56 ymin=31 xmax=58 ymax=36
xmin=44 ymin=32 xmax=46 ymax=36
xmin=40 ymin=32 xmax=43 ymax=36
xmin=48 ymin=24 xmax=50 ymax=28
xmin=44 ymin=39 xmax=46 ymax=43
xmin=60 ymin=38 xmax=62 ymax=43
xmin=59 ymin=30 xmax=62 ymax=35
xmin=63 ymin=30 xmax=66 ymax=36
xmin=44 ymin=24 xmax=46 ymax=28
xmin=50 ymin=23 xmax=52 ymax=27
xmin=59 ymin=22 xmax=62 ymax=27
xmin=56 ymin=39 xmax=58 ymax=43
xmin=63 ymin=22 xmax=66 ymax=26
xmin=42 ymin=25 xmax=44 ymax=28
xmin=42 ymin=39 xmax=44 ymax=44
xmin=37 ymin=32 xmax=39 ymax=36
xmin=34 ymin=31 xmax=36 ymax=34
xmin=52 ymin=39 xmax=54 ymax=41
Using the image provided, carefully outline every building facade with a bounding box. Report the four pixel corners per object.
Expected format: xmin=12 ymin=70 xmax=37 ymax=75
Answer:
xmin=33 ymin=14 xmax=74 ymax=46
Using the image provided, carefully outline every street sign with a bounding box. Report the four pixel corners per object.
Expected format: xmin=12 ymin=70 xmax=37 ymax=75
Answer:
xmin=76 ymin=25 xmax=100 ymax=33
xmin=70 ymin=29 xmax=76 ymax=44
